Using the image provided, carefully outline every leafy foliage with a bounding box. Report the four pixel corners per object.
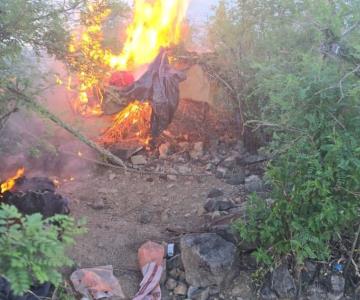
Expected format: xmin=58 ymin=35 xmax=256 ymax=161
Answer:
xmin=210 ymin=0 xmax=360 ymax=267
xmin=0 ymin=204 xmax=84 ymax=295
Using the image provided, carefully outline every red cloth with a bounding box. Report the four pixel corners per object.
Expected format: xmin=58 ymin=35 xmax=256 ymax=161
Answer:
xmin=109 ymin=71 xmax=135 ymax=88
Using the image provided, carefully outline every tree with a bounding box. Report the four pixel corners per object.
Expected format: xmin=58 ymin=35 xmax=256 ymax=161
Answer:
xmin=0 ymin=0 xmax=85 ymax=130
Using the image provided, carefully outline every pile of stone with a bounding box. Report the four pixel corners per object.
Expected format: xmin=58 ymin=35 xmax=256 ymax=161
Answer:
xmin=163 ymin=233 xmax=254 ymax=300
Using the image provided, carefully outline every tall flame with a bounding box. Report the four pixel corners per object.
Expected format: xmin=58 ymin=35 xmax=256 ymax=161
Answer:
xmin=68 ymin=0 xmax=189 ymax=115
xmin=110 ymin=0 xmax=190 ymax=70
xmin=1 ymin=168 xmax=25 ymax=194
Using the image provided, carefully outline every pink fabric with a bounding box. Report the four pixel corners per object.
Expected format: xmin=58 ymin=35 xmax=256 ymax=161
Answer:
xmin=132 ymin=262 xmax=163 ymax=300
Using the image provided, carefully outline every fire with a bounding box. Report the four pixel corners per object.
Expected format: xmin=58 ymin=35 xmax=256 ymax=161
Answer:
xmin=100 ymin=101 xmax=152 ymax=145
xmin=109 ymin=0 xmax=190 ymax=70
xmin=1 ymin=168 xmax=25 ymax=194
xmin=68 ymin=0 xmax=189 ymax=115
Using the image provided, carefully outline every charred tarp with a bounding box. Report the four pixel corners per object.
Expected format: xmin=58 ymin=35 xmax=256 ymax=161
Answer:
xmin=114 ymin=49 xmax=186 ymax=138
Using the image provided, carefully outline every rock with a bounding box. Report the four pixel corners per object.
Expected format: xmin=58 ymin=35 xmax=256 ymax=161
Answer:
xmin=222 ymin=156 xmax=237 ymax=168
xmin=131 ymin=155 xmax=147 ymax=165
xmin=174 ymin=282 xmax=188 ymax=296
xmin=301 ymin=261 xmax=318 ymax=285
xmin=271 ymin=264 xmax=296 ymax=299
xmin=230 ymin=272 xmax=253 ymax=299
xmin=159 ymin=143 xmax=171 ymax=159
xmin=180 ymin=233 xmax=238 ymax=288
xmin=179 ymin=142 xmax=190 ymax=150
xmin=190 ymin=142 xmax=204 ymax=160
xmin=167 ymin=175 xmax=177 ymax=181
xmin=167 ymin=254 xmax=183 ymax=270
xmin=306 ymin=283 xmax=328 ymax=300
xmin=178 ymin=165 xmax=192 ymax=174
xmin=245 ymin=175 xmax=264 ymax=193
xmin=215 ymin=167 xmax=230 ymax=179
xmin=225 ymin=171 xmax=245 ymax=186
xmin=187 ymin=286 xmax=210 ymax=300
xmin=211 ymin=225 xmax=239 ymax=244
xmin=109 ymin=172 xmax=117 ymax=180
xmin=205 ymin=163 xmax=213 ymax=171
xmin=204 ymin=199 xmax=235 ymax=212
xmin=330 ymin=274 xmax=345 ymax=299
xmin=207 ymin=188 xmax=224 ymax=198
xmin=161 ymin=208 xmax=170 ymax=223
xmin=90 ymin=198 xmax=105 ymax=210
xmin=166 ymin=278 xmax=178 ymax=290
xmin=259 ymin=286 xmax=278 ymax=300
xmin=139 ymin=210 xmax=152 ymax=224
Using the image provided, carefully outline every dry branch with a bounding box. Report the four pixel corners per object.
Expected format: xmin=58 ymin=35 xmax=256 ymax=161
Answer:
xmin=7 ymin=87 xmax=127 ymax=169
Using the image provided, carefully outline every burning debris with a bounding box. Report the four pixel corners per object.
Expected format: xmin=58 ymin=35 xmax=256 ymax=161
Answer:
xmin=0 ymin=169 xmax=70 ymax=218
xmin=66 ymin=0 xmax=190 ymax=149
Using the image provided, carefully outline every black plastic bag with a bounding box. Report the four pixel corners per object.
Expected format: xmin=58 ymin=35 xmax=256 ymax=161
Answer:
xmin=117 ymin=48 xmax=186 ymax=137
xmin=0 ymin=278 xmax=52 ymax=300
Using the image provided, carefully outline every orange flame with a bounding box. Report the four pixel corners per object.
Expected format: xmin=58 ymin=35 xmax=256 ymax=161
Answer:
xmin=100 ymin=101 xmax=152 ymax=145
xmin=110 ymin=0 xmax=190 ymax=70
xmin=68 ymin=0 xmax=189 ymax=115
xmin=1 ymin=168 xmax=25 ymax=194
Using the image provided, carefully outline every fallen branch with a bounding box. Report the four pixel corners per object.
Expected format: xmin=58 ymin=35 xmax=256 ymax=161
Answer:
xmin=7 ymin=87 xmax=127 ymax=169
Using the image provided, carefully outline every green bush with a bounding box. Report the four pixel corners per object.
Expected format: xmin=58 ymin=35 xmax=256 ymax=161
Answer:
xmin=0 ymin=204 xmax=84 ymax=295
xmin=210 ymin=0 xmax=360 ymax=267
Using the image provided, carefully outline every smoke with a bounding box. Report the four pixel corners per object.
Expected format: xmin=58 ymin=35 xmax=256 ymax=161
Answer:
xmin=0 ymin=54 xmax=108 ymax=182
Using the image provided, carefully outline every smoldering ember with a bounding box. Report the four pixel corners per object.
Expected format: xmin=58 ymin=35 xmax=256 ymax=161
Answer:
xmin=0 ymin=0 xmax=360 ymax=300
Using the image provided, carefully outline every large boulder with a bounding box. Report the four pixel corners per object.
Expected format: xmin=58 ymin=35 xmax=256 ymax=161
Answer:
xmin=180 ymin=233 xmax=239 ymax=288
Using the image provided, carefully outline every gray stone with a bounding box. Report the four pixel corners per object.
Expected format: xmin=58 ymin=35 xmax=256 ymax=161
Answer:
xmin=166 ymin=278 xmax=178 ymax=290
xmin=329 ymin=274 xmax=345 ymax=299
xmin=211 ymin=225 xmax=239 ymax=245
xmin=139 ymin=210 xmax=152 ymax=224
xmin=245 ymin=175 xmax=264 ymax=193
xmin=90 ymin=198 xmax=105 ymax=210
xmin=187 ymin=286 xmax=210 ymax=300
xmin=167 ymin=175 xmax=178 ymax=181
xmin=178 ymin=165 xmax=192 ymax=174
xmin=109 ymin=172 xmax=117 ymax=180
xmin=259 ymin=286 xmax=278 ymax=300
xmin=159 ymin=143 xmax=171 ymax=159
xmin=180 ymin=233 xmax=238 ymax=288
xmin=271 ymin=264 xmax=297 ymax=299
xmin=167 ymin=255 xmax=183 ymax=271
xmin=230 ymin=272 xmax=253 ymax=299
xmin=131 ymin=155 xmax=147 ymax=165
xmin=222 ymin=156 xmax=237 ymax=168
xmin=204 ymin=199 xmax=235 ymax=212
xmin=174 ymin=282 xmax=188 ymax=296
xmin=306 ymin=283 xmax=328 ymax=300
xmin=190 ymin=142 xmax=204 ymax=159
xmin=207 ymin=188 xmax=224 ymax=198
xmin=225 ymin=171 xmax=245 ymax=186
xmin=215 ymin=166 xmax=231 ymax=179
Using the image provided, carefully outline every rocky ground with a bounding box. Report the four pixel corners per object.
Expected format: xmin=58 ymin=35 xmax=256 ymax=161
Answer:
xmin=1 ymin=108 xmax=357 ymax=299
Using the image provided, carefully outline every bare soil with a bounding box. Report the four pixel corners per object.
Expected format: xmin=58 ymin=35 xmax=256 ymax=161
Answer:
xmin=59 ymin=165 xmax=241 ymax=299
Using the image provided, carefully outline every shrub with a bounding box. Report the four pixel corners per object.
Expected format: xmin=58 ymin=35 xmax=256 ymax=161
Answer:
xmin=211 ymin=0 xmax=360 ymax=267
xmin=0 ymin=204 xmax=84 ymax=295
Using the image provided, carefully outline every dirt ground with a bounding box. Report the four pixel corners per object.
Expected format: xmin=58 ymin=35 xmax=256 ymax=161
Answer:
xmin=59 ymin=164 xmax=241 ymax=299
